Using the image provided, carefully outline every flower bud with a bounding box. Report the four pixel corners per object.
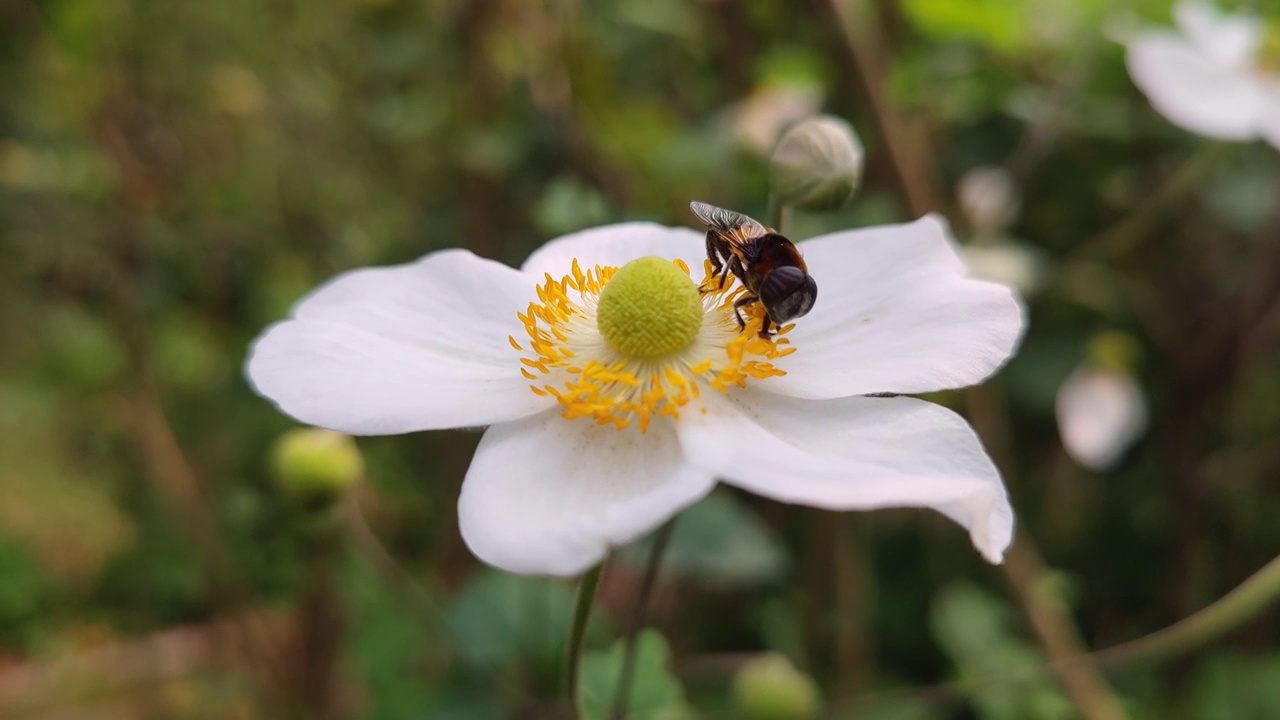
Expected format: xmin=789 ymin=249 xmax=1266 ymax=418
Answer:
xmin=1087 ymin=330 xmax=1142 ymax=373
xmin=270 ymin=428 xmax=363 ymax=503
xmin=731 ymin=653 xmax=821 ymax=720
xmin=769 ymin=116 xmax=863 ymax=211
xmin=957 ymin=166 xmax=1019 ymax=241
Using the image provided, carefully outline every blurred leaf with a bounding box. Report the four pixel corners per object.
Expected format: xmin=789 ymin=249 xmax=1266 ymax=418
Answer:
xmin=900 ymin=0 xmax=1027 ymax=53
xmin=626 ymin=489 xmax=790 ymax=588
xmin=446 ymin=569 xmax=588 ymax=673
xmin=930 ymin=583 xmax=1076 ymax=720
xmin=0 ymin=538 xmax=52 ymax=646
xmin=1191 ymin=653 xmax=1280 ymax=720
xmin=580 ymin=629 xmax=691 ymax=720
xmin=534 ymin=178 xmax=613 ymax=237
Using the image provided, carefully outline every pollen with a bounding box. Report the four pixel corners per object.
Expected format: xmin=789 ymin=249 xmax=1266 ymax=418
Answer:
xmin=510 ymin=257 xmax=794 ymax=433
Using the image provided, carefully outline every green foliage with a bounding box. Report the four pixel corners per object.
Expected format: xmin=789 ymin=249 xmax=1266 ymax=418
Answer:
xmin=580 ymin=630 xmax=691 ymax=720
xmin=625 ymin=489 xmax=790 ymax=588
xmin=930 ymin=583 xmax=1077 ymax=719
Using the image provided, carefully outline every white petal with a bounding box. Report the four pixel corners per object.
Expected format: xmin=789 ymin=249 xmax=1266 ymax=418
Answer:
xmin=1259 ymin=84 xmax=1280 ymax=152
xmin=1173 ymin=0 xmax=1262 ymax=70
xmin=1056 ymin=367 xmax=1148 ymax=471
xmin=520 ymin=222 xmax=706 ymax=278
xmin=678 ymin=391 xmax=1014 ymax=563
xmin=246 ymin=249 xmax=553 ymax=435
xmin=1126 ymin=31 xmax=1264 ymax=140
xmin=459 ymin=411 xmax=716 ymax=576
xmin=766 ymin=215 xmax=1024 ymax=399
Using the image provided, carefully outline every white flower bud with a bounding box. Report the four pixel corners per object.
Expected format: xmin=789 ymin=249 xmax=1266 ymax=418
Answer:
xmin=769 ymin=115 xmax=863 ymax=211
xmin=957 ymin=166 xmax=1019 ymax=241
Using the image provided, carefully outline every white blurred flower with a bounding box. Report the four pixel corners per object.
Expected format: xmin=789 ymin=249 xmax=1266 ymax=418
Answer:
xmin=730 ymin=83 xmax=824 ymax=157
xmin=1125 ymin=1 xmax=1280 ymax=148
xmin=957 ymin=166 xmax=1020 ymax=241
xmin=961 ymin=241 xmax=1049 ymax=297
xmin=1056 ymin=333 xmax=1148 ymax=471
xmin=246 ymin=218 xmax=1024 ymax=576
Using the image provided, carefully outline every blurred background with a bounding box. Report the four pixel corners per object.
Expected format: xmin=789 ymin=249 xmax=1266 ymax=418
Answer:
xmin=1 ymin=0 xmax=1279 ymax=717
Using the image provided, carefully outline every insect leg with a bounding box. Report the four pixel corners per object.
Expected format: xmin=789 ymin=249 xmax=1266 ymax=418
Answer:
xmin=731 ymin=293 xmax=757 ymax=329
xmin=705 ymin=232 xmax=723 ymax=276
xmin=758 ymin=316 xmax=773 ymax=339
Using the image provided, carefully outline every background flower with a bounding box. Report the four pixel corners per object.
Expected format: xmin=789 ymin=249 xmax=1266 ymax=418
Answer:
xmin=1126 ymin=1 xmax=1280 ymax=147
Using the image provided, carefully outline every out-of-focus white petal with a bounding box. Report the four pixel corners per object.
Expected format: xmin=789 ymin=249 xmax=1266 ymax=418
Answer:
xmin=961 ymin=241 xmax=1050 ymax=297
xmin=765 ymin=216 xmax=1024 ymax=399
xmin=957 ymin=166 xmax=1020 ymax=240
xmin=1259 ymin=84 xmax=1280 ymax=151
xmin=520 ymin=222 xmax=706 ymax=279
xmin=1173 ymin=0 xmax=1262 ymax=70
xmin=678 ymin=391 xmax=1014 ymax=563
xmin=246 ymin=249 xmax=553 ymax=435
xmin=729 ymin=83 xmax=824 ymax=156
xmin=459 ymin=410 xmax=716 ymax=577
xmin=1056 ymin=367 xmax=1149 ymax=471
xmin=1126 ymin=31 xmax=1264 ymax=140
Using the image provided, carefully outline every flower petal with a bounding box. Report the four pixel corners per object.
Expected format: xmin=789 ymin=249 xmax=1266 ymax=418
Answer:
xmin=1259 ymin=85 xmax=1280 ymax=152
xmin=521 ymin=222 xmax=706 ymax=277
xmin=458 ymin=411 xmax=716 ymax=576
xmin=1126 ymin=31 xmax=1264 ymax=140
xmin=766 ymin=215 xmax=1024 ymax=399
xmin=1056 ymin=367 xmax=1149 ymax=471
xmin=246 ymin=249 xmax=553 ymax=435
xmin=678 ymin=391 xmax=1014 ymax=563
xmin=1172 ymin=0 xmax=1262 ymax=70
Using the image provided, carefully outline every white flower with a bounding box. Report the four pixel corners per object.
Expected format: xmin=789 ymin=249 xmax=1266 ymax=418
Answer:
xmin=1055 ymin=332 xmax=1148 ymax=472
xmin=1125 ymin=0 xmax=1280 ymax=148
xmin=1056 ymin=366 xmax=1148 ymax=471
xmin=245 ymin=218 xmax=1025 ymax=576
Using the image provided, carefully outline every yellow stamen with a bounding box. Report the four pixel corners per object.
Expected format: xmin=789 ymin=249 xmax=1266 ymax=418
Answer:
xmin=514 ymin=257 xmax=792 ymax=432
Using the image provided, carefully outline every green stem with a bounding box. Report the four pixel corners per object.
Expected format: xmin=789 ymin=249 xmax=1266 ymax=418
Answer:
xmin=609 ymin=519 xmax=678 ymax=720
xmin=835 ymin=552 xmax=1280 ymax=715
xmin=768 ymin=196 xmax=791 ymax=233
xmin=1095 ymin=552 xmax=1280 ymax=668
xmin=566 ymin=562 xmax=605 ymax=718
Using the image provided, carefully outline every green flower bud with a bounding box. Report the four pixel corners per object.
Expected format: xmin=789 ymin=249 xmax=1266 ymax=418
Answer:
xmin=769 ymin=115 xmax=863 ymax=211
xmin=1087 ymin=330 xmax=1142 ymax=373
xmin=731 ymin=653 xmax=821 ymax=720
xmin=270 ymin=428 xmax=363 ymax=503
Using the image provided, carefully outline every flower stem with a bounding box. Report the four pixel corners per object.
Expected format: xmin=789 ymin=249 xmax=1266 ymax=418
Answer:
xmin=609 ymin=518 xmax=678 ymax=720
xmin=565 ymin=561 xmax=605 ymax=718
xmin=1095 ymin=551 xmax=1280 ymax=667
xmin=769 ymin=196 xmax=791 ymax=234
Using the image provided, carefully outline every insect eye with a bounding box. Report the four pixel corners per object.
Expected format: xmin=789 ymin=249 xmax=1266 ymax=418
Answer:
xmin=760 ymin=268 xmax=817 ymax=323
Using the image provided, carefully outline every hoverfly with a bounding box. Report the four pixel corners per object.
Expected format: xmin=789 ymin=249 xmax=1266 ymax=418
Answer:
xmin=690 ymin=201 xmax=817 ymax=338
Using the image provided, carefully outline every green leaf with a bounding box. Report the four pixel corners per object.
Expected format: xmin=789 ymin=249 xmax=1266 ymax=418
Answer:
xmin=580 ymin=629 xmax=691 ymax=720
xmin=446 ymin=569 xmax=584 ymax=673
xmin=626 ymin=489 xmax=790 ymax=587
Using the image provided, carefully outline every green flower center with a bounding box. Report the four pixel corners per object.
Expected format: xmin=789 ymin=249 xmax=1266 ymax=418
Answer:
xmin=596 ymin=256 xmax=703 ymax=359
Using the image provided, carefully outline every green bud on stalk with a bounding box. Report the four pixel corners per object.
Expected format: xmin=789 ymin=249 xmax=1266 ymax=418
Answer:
xmin=769 ymin=115 xmax=863 ymax=211
xmin=731 ymin=653 xmax=821 ymax=720
xmin=270 ymin=428 xmax=363 ymax=505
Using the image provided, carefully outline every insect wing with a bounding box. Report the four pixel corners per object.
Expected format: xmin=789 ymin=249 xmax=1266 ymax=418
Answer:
xmin=689 ymin=201 xmax=768 ymax=245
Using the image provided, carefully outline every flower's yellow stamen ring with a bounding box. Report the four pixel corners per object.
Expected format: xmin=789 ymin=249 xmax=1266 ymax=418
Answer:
xmin=509 ymin=257 xmax=793 ymax=433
